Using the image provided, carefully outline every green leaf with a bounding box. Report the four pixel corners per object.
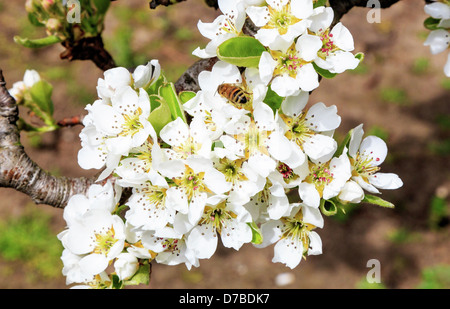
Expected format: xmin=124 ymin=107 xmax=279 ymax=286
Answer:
xmin=29 ymin=80 xmax=54 ymax=116
xmin=424 ymin=17 xmax=441 ymax=31
xmin=263 ymin=85 xmax=284 ymax=114
xmin=313 ymin=63 xmax=338 ymax=79
xmin=148 ymin=95 xmax=173 ymax=135
xmin=92 ymin=0 xmax=111 ymax=15
xmin=362 ymin=194 xmax=395 ymax=209
xmin=26 ymin=80 xmax=56 ymax=127
xmin=313 ymin=0 xmax=328 ymax=8
xmin=124 ymin=263 xmax=151 ymax=286
xmin=320 ymin=199 xmax=339 ymax=216
xmin=159 ymin=82 xmax=187 ymax=123
xmin=217 ymin=36 xmax=267 ymax=68
xmin=355 ymin=52 xmax=365 ymax=62
xmin=14 ymin=35 xmax=63 ymax=49
xmin=28 ymin=13 xmax=45 ymax=27
xmin=179 ymin=91 xmax=197 ymax=104
xmin=247 ymin=221 xmax=263 ymax=245
xmin=111 ymin=274 xmax=124 ymax=289
xmin=335 ymin=128 xmax=353 ymax=158
xmin=146 ymin=73 xmax=167 ymax=96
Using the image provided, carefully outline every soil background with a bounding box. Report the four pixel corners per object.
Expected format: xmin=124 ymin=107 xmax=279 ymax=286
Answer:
xmin=0 ymin=0 xmax=449 ymax=289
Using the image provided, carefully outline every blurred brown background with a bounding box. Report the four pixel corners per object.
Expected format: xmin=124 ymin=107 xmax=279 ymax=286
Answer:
xmin=0 ymin=0 xmax=449 ymax=289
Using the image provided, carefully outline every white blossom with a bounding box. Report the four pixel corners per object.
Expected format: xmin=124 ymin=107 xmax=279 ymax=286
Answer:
xmin=347 ymin=124 xmax=403 ymax=194
xmin=256 ymin=203 xmax=324 ymax=269
xmin=185 ymin=195 xmax=253 ymax=259
xmin=193 ymin=0 xmax=247 ymax=59
xmin=246 ymin=0 xmax=313 ymax=51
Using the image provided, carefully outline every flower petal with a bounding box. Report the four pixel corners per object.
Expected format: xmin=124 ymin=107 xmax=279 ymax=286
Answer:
xmin=369 ymin=172 xmax=403 ymax=190
xmin=359 ymin=136 xmax=388 ymax=166
xmin=298 ymin=182 xmax=321 ymax=208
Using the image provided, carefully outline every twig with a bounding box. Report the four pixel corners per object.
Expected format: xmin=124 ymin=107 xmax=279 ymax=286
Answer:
xmin=60 ymin=35 xmax=116 ymax=72
xmin=149 ymin=0 xmax=218 ymax=9
xmin=57 ymin=115 xmax=85 ymax=128
xmin=0 ymin=70 xmax=96 ymax=208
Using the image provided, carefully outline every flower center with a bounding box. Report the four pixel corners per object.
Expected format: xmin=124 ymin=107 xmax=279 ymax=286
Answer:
xmin=93 ymin=225 xmax=118 ymax=256
xmin=280 ymin=210 xmax=316 ymax=254
xmin=317 ymin=29 xmax=337 ymax=59
xmin=216 ymin=158 xmax=248 ymax=184
xmin=305 ymin=162 xmax=334 ymax=196
xmin=280 ymin=113 xmax=315 ymax=149
xmin=173 ymin=166 xmax=210 ymax=201
xmin=264 ymin=3 xmax=300 ymax=35
xmin=235 ymin=121 xmax=270 ymax=159
xmin=173 ymin=136 xmax=201 ymax=159
xmin=88 ymin=274 xmax=112 ymax=289
xmin=200 ymin=202 xmax=237 ymax=233
xmin=218 ymin=10 xmax=240 ymax=36
xmin=277 ymin=163 xmax=299 ymax=183
xmin=350 ymin=152 xmax=380 ymax=182
xmin=136 ymin=183 xmax=167 ymax=209
xmin=129 ymin=138 xmax=155 ymax=173
xmin=272 ymin=46 xmax=308 ymax=78
xmin=161 ymin=238 xmax=180 ymax=251
xmin=120 ymin=107 xmax=144 ymax=137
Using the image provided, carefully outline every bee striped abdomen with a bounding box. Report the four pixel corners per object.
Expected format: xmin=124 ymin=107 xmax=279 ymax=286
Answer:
xmin=230 ymin=88 xmax=249 ymax=104
xmin=218 ymin=84 xmax=251 ymax=105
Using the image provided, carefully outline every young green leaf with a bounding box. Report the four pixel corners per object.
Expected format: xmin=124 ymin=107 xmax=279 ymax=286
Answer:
xmin=159 ymin=82 xmax=187 ymax=123
xmin=14 ymin=35 xmax=63 ymax=49
xmin=111 ymin=274 xmax=124 ymax=289
xmin=148 ymin=94 xmax=173 ymax=135
xmin=29 ymin=80 xmax=54 ymax=116
xmin=146 ymin=73 xmax=167 ymax=96
xmin=334 ymin=128 xmax=353 ymax=158
xmin=313 ymin=63 xmax=338 ymax=79
xmin=313 ymin=0 xmax=328 ymax=9
xmin=28 ymin=13 xmax=45 ymax=27
xmin=247 ymin=221 xmax=263 ymax=245
xmin=179 ymin=91 xmax=196 ymax=104
xmin=320 ymin=199 xmax=339 ymax=216
xmin=424 ymin=17 xmax=442 ymax=31
xmin=217 ymin=36 xmax=267 ymax=68
xmin=92 ymin=0 xmax=111 ymax=15
xmin=124 ymin=263 xmax=151 ymax=286
xmin=362 ymin=194 xmax=395 ymax=209
xmin=263 ymin=85 xmax=284 ymax=114
xmin=355 ymin=52 xmax=365 ymax=62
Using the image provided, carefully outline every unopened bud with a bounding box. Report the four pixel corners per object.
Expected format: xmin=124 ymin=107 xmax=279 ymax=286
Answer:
xmin=41 ymin=0 xmax=55 ymax=11
xmin=45 ymin=18 xmax=62 ymax=35
xmin=25 ymin=0 xmax=36 ymax=13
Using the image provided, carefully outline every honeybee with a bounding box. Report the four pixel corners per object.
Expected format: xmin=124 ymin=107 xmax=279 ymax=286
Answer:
xmin=217 ymin=83 xmax=252 ymax=105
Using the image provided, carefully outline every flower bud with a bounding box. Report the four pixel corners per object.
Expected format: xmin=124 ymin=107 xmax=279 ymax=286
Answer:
xmin=114 ymin=253 xmax=139 ymax=281
xmin=25 ymin=0 xmax=35 ymax=13
xmin=8 ymin=81 xmax=26 ymax=104
xmin=132 ymin=60 xmax=161 ymax=89
xmin=41 ymin=0 xmax=55 ymax=11
xmin=45 ymin=18 xmax=62 ymax=36
xmin=23 ymin=69 xmax=41 ymax=88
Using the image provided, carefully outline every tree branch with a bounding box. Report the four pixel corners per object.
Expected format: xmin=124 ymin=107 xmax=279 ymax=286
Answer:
xmin=174 ymin=57 xmax=219 ymax=93
xmin=329 ymin=0 xmax=401 ymax=26
xmin=149 ymin=0 xmax=218 ymax=10
xmin=59 ymin=35 xmax=116 ymax=72
xmin=0 ymin=70 xmax=96 ymax=208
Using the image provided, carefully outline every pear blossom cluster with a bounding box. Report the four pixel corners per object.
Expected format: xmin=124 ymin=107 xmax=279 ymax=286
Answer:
xmin=55 ymin=0 xmax=404 ymax=289
xmin=194 ymin=0 xmax=360 ymax=96
xmin=423 ymin=0 xmax=450 ymax=77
